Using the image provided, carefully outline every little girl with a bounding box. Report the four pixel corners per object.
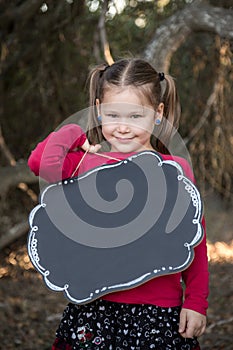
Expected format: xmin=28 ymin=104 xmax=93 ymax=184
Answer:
xmin=28 ymin=58 xmax=209 ymax=350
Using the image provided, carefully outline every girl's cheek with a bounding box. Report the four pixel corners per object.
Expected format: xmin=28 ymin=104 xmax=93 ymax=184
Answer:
xmin=102 ymin=126 xmax=113 ymax=140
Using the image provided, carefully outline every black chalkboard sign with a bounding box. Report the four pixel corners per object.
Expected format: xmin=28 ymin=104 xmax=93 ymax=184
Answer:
xmin=28 ymin=151 xmax=203 ymax=304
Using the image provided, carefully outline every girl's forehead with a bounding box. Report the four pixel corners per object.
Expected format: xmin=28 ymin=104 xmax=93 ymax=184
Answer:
xmin=102 ymin=85 xmax=151 ymax=106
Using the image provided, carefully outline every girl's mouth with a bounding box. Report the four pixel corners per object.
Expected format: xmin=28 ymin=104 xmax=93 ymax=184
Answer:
xmin=115 ymin=137 xmax=133 ymax=143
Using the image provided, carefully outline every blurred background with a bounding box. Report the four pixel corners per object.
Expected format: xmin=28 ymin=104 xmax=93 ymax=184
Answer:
xmin=0 ymin=0 xmax=232 ymax=349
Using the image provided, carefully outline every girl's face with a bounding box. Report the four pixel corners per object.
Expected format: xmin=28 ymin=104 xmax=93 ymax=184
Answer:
xmin=99 ymin=87 xmax=164 ymax=153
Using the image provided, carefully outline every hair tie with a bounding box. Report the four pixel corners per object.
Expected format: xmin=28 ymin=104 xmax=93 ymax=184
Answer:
xmin=159 ymin=72 xmax=165 ymax=82
xmin=102 ymin=64 xmax=109 ymax=73
xmin=99 ymin=64 xmax=109 ymax=78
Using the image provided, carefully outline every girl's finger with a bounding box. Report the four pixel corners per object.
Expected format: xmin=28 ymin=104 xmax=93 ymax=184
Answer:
xmin=81 ymin=139 xmax=91 ymax=152
xmin=81 ymin=140 xmax=101 ymax=153
xmin=88 ymin=144 xmax=101 ymax=153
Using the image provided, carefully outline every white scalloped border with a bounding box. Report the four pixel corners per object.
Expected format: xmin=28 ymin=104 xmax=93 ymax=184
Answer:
xmin=28 ymin=151 xmax=203 ymax=304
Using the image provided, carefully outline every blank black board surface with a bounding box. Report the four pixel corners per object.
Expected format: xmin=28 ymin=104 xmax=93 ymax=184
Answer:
xmin=28 ymin=151 xmax=204 ymax=304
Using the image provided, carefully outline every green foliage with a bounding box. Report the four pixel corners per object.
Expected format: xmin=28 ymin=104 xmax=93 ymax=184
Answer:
xmin=1 ymin=0 xmax=233 ymax=200
xmin=1 ymin=0 xmax=94 ymax=157
xmin=1 ymin=0 xmax=176 ymax=158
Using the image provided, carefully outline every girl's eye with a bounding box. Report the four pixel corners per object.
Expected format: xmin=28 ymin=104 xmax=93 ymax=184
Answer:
xmin=131 ymin=114 xmax=142 ymax=119
xmin=106 ymin=114 xmax=118 ymax=118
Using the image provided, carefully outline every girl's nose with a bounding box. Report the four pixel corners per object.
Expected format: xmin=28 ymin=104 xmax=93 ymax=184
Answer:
xmin=117 ymin=122 xmax=130 ymax=133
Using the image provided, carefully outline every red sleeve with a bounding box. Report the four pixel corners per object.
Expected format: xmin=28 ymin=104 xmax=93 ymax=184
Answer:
xmin=178 ymin=157 xmax=209 ymax=315
xmin=28 ymin=124 xmax=87 ymax=183
xmin=182 ymin=217 xmax=209 ymax=315
xmin=163 ymin=154 xmax=209 ymax=315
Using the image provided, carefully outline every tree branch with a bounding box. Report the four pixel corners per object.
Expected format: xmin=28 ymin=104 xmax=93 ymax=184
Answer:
xmin=98 ymin=0 xmax=114 ymax=65
xmin=93 ymin=30 xmax=102 ymax=63
xmin=0 ymin=161 xmax=38 ymax=196
xmin=0 ymin=124 xmax=16 ymax=166
xmin=206 ymin=316 xmax=233 ymax=332
xmin=183 ymin=77 xmax=222 ymax=145
xmin=144 ymin=3 xmax=233 ymax=72
xmin=0 ymin=221 xmax=29 ymax=250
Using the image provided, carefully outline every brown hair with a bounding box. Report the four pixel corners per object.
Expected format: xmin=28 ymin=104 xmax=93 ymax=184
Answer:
xmin=86 ymin=58 xmax=181 ymax=154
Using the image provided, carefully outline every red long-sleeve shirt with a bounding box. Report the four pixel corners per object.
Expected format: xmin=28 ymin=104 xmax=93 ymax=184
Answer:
xmin=28 ymin=124 xmax=209 ymax=315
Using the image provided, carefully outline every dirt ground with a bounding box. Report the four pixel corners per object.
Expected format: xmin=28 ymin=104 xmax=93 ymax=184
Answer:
xmin=0 ymin=191 xmax=232 ymax=350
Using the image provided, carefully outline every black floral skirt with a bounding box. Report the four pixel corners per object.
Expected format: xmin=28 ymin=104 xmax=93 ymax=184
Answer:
xmin=53 ymin=299 xmax=200 ymax=350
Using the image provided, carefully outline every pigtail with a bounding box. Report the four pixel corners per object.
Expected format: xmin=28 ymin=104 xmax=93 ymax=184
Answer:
xmin=88 ymin=64 xmax=108 ymax=107
xmin=86 ymin=64 xmax=108 ymax=145
xmin=163 ymin=74 xmax=181 ymax=130
xmin=155 ymin=74 xmax=181 ymax=153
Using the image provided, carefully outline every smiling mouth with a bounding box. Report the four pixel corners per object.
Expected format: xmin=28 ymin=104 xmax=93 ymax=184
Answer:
xmin=115 ymin=137 xmax=134 ymax=142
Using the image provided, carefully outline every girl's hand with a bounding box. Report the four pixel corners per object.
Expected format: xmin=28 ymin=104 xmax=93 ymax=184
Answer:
xmin=81 ymin=139 xmax=101 ymax=153
xmin=179 ymin=308 xmax=206 ymax=338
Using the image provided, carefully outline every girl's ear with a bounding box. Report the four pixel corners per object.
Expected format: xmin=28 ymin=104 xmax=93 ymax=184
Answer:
xmin=156 ymin=102 xmax=164 ymax=117
xmin=155 ymin=102 xmax=164 ymax=122
xmin=96 ymin=98 xmax=100 ymax=115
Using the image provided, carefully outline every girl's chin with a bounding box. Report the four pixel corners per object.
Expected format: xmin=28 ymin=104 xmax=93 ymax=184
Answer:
xmin=110 ymin=145 xmax=144 ymax=153
xmin=108 ymin=138 xmax=153 ymax=153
